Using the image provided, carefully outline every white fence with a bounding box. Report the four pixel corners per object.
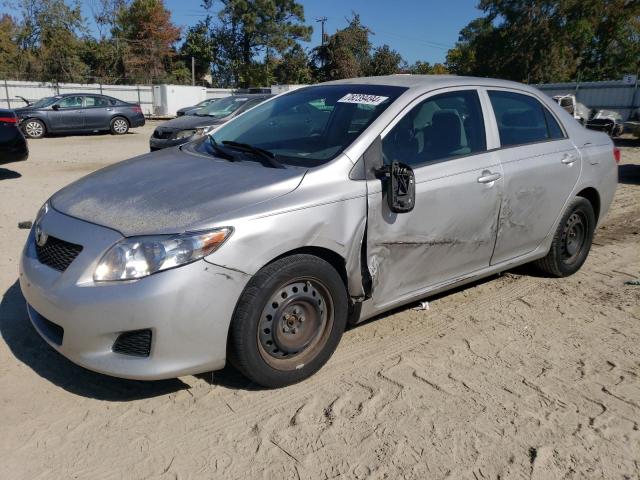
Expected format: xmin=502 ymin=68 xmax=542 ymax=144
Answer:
xmin=535 ymin=80 xmax=640 ymax=120
xmin=1 ymin=80 xmax=236 ymax=116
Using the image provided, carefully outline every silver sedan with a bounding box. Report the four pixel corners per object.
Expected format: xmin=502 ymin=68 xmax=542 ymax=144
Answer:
xmin=20 ymin=76 xmax=618 ymax=387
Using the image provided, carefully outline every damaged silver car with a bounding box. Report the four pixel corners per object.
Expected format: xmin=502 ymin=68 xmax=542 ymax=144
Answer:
xmin=20 ymin=76 xmax=618 ymax=387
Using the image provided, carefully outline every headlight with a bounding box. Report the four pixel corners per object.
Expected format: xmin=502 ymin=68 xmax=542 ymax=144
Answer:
xmin=35 ymin=201 xmax=49 ymax=225
xmin=94 ymin=227 xmax=233 ymax=282
xmin=174 ymin=129 xmax=197 ymax=139
xmin=195 ymin=125 xmax=216 ymax=136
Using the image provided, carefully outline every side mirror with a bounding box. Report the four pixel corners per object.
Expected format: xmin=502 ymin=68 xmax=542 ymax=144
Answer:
xmin=376 ymin=161 xmax=415 ymax=213
xmin=52 ymin=104 xmax=60 ymax=110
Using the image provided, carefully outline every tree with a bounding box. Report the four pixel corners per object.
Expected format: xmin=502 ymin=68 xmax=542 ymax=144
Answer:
xmin=272 ymin=44 xmax=311 ymax=84
xmin=313 ymin=14 xmax=372 ymax=81
xmin=12 ymin=0 xmax=89 ymax=82
xmin=112 ymin=0 xmax=181 ymax=83
xmin=213 ymin=0 xmax=312 ymax=87
xmin=445 ymin=0 xmax=640 ymax=83
xmin=0 ymin=15 xmax=21 ymax=76
xmin=180 ymin=17 xmax=215 ymax=84
xmin=367 ymin=44 xmax=403 ymax=76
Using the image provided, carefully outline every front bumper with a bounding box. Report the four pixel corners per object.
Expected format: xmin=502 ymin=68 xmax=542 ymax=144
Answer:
xmin=19 ymin=207 xmax=250 ymax=380
xmin=149 ymin=135 xmax=194 ymax=151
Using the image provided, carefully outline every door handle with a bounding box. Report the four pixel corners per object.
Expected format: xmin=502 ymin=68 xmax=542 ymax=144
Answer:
xmin=561 ymin=153 xmax=577 ymax=165
xmin=477 ymin=171 xmax=502 ymax=184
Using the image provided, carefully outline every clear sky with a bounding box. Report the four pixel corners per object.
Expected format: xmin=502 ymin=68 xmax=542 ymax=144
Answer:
xmin=2 ymin=0 xmax=483 ymax=64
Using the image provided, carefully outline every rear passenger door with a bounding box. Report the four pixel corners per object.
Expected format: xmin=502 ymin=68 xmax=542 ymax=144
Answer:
xmin=83 ymin=95 xmax=113 ymax=130
xmin=366 ymin=88 xmax=504 ymax=309
xmin=486 ymin=89 xmax=581 ymax=265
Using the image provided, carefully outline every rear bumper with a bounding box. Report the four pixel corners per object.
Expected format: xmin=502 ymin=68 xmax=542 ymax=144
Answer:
xmin=130 ymin=114 xmax=146 ymax=128
xmin=19 ymin=208 xmax=251 ymax=380
xmin=0 ymin=144 xmax=28 ymax=164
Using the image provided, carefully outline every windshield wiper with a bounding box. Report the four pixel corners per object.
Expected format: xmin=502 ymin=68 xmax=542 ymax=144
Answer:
xmin=207 ymin=136 xmax=235 ymax=161
xmin=221 ymin=141 xmax=284 ymax=169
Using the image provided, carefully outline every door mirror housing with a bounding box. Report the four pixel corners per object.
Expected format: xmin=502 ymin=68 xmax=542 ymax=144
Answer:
xmin=376 ymin=161 xmax=415 ymax=213
xmin=51 ymin=104 xmax=60 ymax=110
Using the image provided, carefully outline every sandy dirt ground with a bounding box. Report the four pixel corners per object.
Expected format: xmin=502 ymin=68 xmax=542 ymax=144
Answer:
xmin=0 ymin=123 xmax=639 ymax=479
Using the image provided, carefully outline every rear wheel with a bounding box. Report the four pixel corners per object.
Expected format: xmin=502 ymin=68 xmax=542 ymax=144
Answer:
xmin=23 ymin=119 xmax=46 ymax=139
xmin=110 ymin=117 xmax=129 ymax=135
xmin=535 ymin=197 xmax=595 ymax=277
xmin=229 ymin=254 xmax=348 ymax=388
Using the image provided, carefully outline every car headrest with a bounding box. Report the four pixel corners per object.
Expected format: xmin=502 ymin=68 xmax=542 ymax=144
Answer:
xmin=431 ymin=109 xmax=464 ymax=151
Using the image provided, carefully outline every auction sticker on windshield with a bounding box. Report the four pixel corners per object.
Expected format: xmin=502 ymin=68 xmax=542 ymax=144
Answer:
xmin=337 ymin=93 xmax=389 ymax=106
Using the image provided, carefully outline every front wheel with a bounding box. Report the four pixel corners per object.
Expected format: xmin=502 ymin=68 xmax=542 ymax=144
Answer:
xmin=535 ymin=197 xmax=595 ymax=277
xmin=110 ymin=117 xmax=129 ymax=135
xmin=229 ymin=255 xmax=348 ymax=388
xmin=23 ymin=119 xmax=46 ymax=139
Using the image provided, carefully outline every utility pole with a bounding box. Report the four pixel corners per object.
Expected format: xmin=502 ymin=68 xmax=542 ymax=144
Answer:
xmin=316 ymin=17 xmax=328 ymax=46
xmin=316 ymin=17 xmax=328 ymax=68
xmin=191 ymin=57 xmax=195 ymax=86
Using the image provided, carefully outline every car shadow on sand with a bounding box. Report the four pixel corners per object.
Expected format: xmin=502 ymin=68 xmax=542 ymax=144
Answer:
xmin=618 ymin=164 xmax=640 ymax=185
xmin=0 ymin=280 xmax=190 ymax=401
xmin=0 ymin=168 xmax=22 ymax=180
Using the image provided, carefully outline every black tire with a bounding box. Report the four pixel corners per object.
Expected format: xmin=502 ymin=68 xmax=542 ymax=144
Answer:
xmin=110 ymin=116 xmax=129 ymax=135
xmin=22 ymin=118 xmax=46 ymax=139
xmin=535 ymin=197 xmax=595 ymax=277
xmin=229 ymin=254 xmax=348 ymax=388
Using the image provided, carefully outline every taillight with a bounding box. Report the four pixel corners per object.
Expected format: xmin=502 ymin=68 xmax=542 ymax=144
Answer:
xmin=0 ymin=116 xmax=17 ymax=124
xmin=613 ymin=147 xmax=621 ymax=164
xmin=131 ymin=105 xmax=142 ymax=113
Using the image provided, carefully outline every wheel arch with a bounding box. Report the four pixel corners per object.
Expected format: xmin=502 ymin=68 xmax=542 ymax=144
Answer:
xmin=22 ymin=115 xmax=50 ymax=132
xmin=269 ymin=246 xmax=349 ymax=292
xmin=576 ymin=187 xmax=601 ymax=223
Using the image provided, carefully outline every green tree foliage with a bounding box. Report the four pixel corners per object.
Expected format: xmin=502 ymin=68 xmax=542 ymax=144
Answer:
xmin=212 ymin=0 xmax=312 ymax=87
xmin=367 ymin=44 xmax=403 ymax=76
xmin=272 ymin=44 xmax=312 ymax=84
xmin=313 ymin=14 xmax=372 ymax=80
xmin=0 ymin=15 xmax=21 ymax=75
xmin=12 ymin=0 xmax=89 ymax=82
xmin=446 ymin=0 xmax=640 ymax=83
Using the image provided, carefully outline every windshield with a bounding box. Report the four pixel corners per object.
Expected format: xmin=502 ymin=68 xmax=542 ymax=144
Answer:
xmin=195 ymin=96 xmax=252 ymax=118
xmin=205 ymin=84 xmax=407 ymax=166
xmin=30 ymin=96 xmax=59 ymax=108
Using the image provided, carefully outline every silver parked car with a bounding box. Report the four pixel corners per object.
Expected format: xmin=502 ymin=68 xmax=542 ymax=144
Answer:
xmin=20 ymin=76 xmax=618 ymax=388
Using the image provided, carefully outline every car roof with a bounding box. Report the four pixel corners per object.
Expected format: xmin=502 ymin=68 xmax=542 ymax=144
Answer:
xmin=320 ymin=74 xmax=539 ymax=95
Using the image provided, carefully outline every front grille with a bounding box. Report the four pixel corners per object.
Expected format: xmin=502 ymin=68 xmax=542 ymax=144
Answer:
xmin=153 ymin=128 xmax=174 ymax=139
xmin=35 ymin=236 xmax=83 ymax=272
xmin=113 ymin=329 xmax=152 ymax=357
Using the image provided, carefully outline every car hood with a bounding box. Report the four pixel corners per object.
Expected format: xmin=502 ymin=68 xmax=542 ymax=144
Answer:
xmin=156 ymin=115 xmax=225 ymax=130
xmin=50 ymin=146 xmax=306 ymax=236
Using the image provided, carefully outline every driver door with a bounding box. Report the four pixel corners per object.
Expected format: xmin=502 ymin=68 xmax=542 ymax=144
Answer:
xmin=365 ymin=89 xmax=503 ymax=309
xmin=49 ymin=96 xmax=84 ymax=131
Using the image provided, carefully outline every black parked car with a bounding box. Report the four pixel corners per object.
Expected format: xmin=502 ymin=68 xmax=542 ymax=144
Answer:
xmin=176 ymin=98 xmax=219 ymax=117
xmin=0 ymin=109 xmax=28 ymax=164
xmin=150 ymin=94 xmax=272 ymax=151
xmin=15 ymin=94 xmax=146 ymax=139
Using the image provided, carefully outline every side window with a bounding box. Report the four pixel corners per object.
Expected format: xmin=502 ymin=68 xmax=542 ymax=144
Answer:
xmin=85 ymin=96 xmax=110 ymax=107
xmin=544 ymin=109 xmax=565 ymax=139
xmin=382 ymin=90 xmax=487 ymax=167
xmin=56 ymin=96 xmax=83 ymax=109
xmin=488 ymin=90 xmax=563 ymax=146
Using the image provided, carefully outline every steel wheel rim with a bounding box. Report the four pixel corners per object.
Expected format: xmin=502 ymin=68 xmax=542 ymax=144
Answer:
xmin=25 ymin=121 xmax=43 ymax=137
xmin=113 ymin=119 xmax=127 ymax=133
xmin=561 ymin=211 xmax=587 ymax=263
xmin=257 ymin=278 xmax=334 ymax=370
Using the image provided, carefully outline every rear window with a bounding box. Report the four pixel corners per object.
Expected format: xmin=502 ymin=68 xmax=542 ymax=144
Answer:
xmin=488 ymin=91 xmax=565 ymax=147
